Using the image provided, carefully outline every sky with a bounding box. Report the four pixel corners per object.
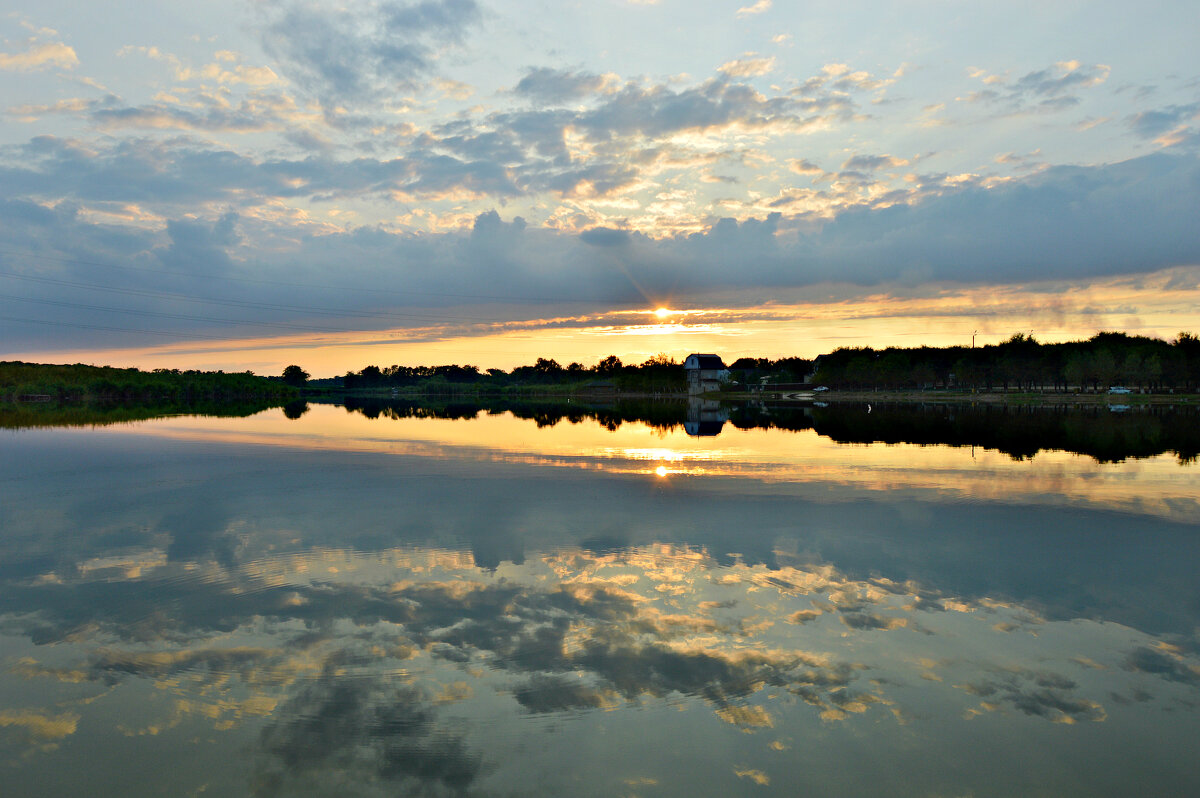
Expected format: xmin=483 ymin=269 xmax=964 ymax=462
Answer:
xmin=2 ymin=0 xmax=1199 ymax=376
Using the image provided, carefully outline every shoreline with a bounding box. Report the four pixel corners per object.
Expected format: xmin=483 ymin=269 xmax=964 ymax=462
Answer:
xmin=715 ymin=389 xmax=1196 ymax=406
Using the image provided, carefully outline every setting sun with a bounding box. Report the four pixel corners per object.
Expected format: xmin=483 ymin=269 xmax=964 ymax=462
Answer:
xmin=654 ymin=308 xmax=675 ymax=319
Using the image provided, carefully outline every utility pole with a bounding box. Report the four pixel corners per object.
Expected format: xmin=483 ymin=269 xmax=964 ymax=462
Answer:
xmin=971 ymin=330 xmax=977 ymax=348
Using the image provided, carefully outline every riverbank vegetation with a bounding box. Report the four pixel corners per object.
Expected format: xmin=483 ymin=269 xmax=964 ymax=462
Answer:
xmin=0 ymin=361 xmax=297 ymax=403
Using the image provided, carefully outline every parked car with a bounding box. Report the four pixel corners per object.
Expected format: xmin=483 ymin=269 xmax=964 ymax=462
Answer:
xmin=1107 ymin=386 xmax=1132 ymax=394
xmin=813 ymin=386 xmax=829 ymax=392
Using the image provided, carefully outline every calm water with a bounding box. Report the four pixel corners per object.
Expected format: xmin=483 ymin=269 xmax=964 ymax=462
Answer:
xmin=1 ymin=402 xmax=1197 ymax=797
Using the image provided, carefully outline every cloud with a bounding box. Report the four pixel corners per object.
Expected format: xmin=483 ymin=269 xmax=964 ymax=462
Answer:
xmin=579 ymin=226 xmax=631 ymax=247
xmin=788 ymin=158 xmax=824 ymax=176
xmin=960 ymin=60 xmax=1110 ymax=115
xmin=842 ymin=154 xmax=908 ymax=171
xmin=89 ymin=94 xmax=301 ymax=134
xmin=514 ymin=674 xmax=613 ymax=712
xmin=258 ymin=0 xmax=481 ymax=106
xmin=513 ymin=67 xmax=618 ymax=104
xmin=157 ymin=212 xmax=241 ymax=274
xmin=736 ymin=0 xmax=772 ymax=18
xmin=569 ymin=76 xmax=848 ymax=141
xmin=1128 ymin=104 xmax=1199 ymax=138
xmin=790 ymin=62 xmax=898 ymax=105
xmin=5 ymin=97 xmax=98 ymax=120
xmin=0 ymin=39 xmax=78 ymax=71
xmin=960 ymin=667 xmax=1106 ymax=723
xmin=718 ymin=53 xmax=775 ymax=79
xmin=1127 ymin=102 xmax=1200 ymax=148
xmin=4 ymin=131 xmax=1200 ymax=351
xmin=119 ymin=45 xmax=279 ymax=87
xmin=0 ymin=709 xmax=80 ymax=753
xmin=258 ymin=673 xmax=482 ymax=794
xmin=1015 ymin=59 xmax=1110 ymax=97
xmin=1 ymin=58 xmax=881 ymax=224
xmin=1124 ymin=646 xmax=1200 ymax=685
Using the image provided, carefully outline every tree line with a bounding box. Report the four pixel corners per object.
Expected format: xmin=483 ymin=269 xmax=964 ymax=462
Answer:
xmin=328 ymin=354 xmax=815 ymax=393
xmin=1 ymin=361 xmax=297 ymax=403
xmin=811 ymin=332 xmax=1200 ymax=392
xmin=337 ymin=354 xmax=698 ymax=393
xmin=294 ymin=330 xmax=1200 ymax=395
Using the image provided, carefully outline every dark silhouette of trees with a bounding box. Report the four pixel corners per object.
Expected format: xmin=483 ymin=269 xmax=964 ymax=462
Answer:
xmin=812 ymin=332 xmax=1196 ymax=393
xmin=282 ymin=365 xmax=309 ymax=387
xmin=595 ymin=355 xmax=623 ymax=374
xmin=1 ymin=361 xmax=296 ymax=403
xmin=332 ymin=331 xmax=1198 ymax=397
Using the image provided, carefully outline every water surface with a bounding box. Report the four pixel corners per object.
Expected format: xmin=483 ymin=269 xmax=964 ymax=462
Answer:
xmin=1 ymin=402 xmax=1197 ymax=796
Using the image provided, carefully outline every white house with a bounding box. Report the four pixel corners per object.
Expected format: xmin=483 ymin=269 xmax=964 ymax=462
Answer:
xmin=683 ymin=354 xmax=731 ymax=396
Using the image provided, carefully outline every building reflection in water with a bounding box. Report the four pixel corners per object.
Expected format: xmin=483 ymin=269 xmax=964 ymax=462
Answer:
xmin=684 ymin=398 xmax=731 ymax=437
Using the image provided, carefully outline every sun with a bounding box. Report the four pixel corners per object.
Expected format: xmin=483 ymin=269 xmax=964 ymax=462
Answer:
xmin=654 ymin=307 xmax=675 ymax=319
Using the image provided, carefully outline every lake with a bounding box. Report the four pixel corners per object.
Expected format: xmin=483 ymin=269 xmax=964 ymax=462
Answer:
xmin=1 ymin=400 xmax=1198 ymax=796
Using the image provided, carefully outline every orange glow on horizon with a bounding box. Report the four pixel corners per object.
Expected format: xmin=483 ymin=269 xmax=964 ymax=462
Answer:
xmin=8 ymin=266 xmax=1200 ymax=377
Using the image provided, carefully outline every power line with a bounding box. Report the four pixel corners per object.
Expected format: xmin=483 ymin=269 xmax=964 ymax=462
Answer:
xmin=0 ymin=292 xmax=366 ymax=334
xmin=0 ymin=246 xmax=596 ymax=306
xmin=0 ymin=314 xmax=234 ymax=340
xmin=0 ymin=269 xmax=504 ymax=325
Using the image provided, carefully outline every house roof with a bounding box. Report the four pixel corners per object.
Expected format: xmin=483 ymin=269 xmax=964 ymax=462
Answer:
xmin=685 ymin=354 xmax=727 ymax=370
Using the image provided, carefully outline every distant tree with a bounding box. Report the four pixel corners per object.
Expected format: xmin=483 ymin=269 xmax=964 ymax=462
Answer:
xmin=1176 ymin=332 xmax=1200 ymax=389
xmin=1064 ymin=354 xmax=1087 ymax=392
xmin=640 ymin=353 xmax=677 ymax=368
xmin=595 ymin=355 xmax=623 ymax=373
xmin=1091 ymin=350 xmax=1117 ymax=390
xmin=282 ymin=365 xmax=309 ymax=387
